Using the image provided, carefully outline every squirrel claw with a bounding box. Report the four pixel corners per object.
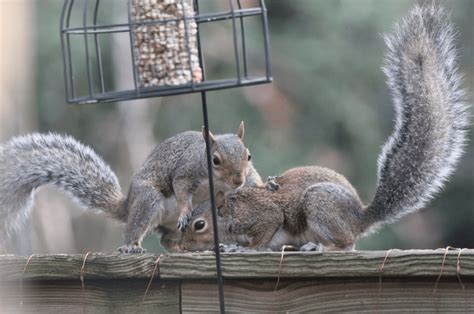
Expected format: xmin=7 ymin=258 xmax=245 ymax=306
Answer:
xmin=117 ymin=244 xmax=146 ymax=254
xmin=219 ymin=243 xmax=253 ymax=253
xmin=266 ymin=176 xmax=280 ymax=192
xmin=177 ymin=212 xmax=193 ymax=232
xmin=299 ymin=242 xmax=323 ymax=252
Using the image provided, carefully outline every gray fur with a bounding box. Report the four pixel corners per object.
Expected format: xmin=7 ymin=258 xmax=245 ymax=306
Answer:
xmin=363 ymin=4 xmax=469 ymax=230
xmin=172 ymin=4 xmax=470 ymax=253
xmin=123 ymin=130 xmax=259 ymax=250
xmin=0 ymin=126 xmax=259 ymax=252
xmin=0 ymin=133 xmax=124 ymax=246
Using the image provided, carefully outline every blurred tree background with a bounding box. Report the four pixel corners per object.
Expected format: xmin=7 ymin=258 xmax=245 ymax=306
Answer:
xmin=1 ymin=0 xmax=472 ymax=254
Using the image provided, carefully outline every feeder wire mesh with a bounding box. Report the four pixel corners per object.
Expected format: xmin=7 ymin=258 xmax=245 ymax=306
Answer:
xmin=60 ymin=0 xmax=272 ymax=104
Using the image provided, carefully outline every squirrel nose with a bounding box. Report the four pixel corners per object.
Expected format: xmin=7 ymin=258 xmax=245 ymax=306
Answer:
xmin=232 ymin=176 xmax=243 ymax=186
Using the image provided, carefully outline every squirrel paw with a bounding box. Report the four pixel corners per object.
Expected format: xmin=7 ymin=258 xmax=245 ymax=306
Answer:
xmin=265 ymin=176 xmax=280 ymax=192
xmin=279 ymin=245 xmax=299 ymax=251
xmin=219 ymin=243 xmax=254 ymax=253
xmin=117 ymin=244 xmax=146 ymax=254
xmin=299 ymin=242 xmax=323 ymax=252
xmin=177 ymin=212 xmax=193 ymax=232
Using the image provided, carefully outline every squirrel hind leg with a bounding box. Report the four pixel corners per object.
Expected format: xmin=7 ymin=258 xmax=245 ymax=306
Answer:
xmin=122 ymin=183 xmax=166 ymax=253
xmin=303 ymin=182 xmax=362 ymax=249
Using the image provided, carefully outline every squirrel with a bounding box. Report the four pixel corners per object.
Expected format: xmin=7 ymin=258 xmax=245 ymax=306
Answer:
xmin=0 ymin=122 xmax=263 ymax=253
xmin=167 ymin=4 xmax=470 ymax=252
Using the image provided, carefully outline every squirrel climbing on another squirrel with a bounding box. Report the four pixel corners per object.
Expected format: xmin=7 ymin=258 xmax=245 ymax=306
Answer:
xmin=168 ymin=4 xmax=470 ymax=252
xmin=0 ymin=122 xmax=262 ymax=253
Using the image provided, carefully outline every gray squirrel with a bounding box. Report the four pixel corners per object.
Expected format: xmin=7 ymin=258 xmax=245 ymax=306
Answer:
xmin=169 ymin=4 xmax=470 ymax=252
xmin=0 ymin=122 xmax=263 ymax=253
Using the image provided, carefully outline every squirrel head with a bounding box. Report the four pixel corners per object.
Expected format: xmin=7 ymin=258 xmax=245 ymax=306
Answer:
xmin=160 ymin=199 xmax=216 ymax=252
xmin=162 ymin=193 xmax=229 ymax=252
xmin=163 ymin=190 xmax=260 ymax=252
xmin=202 ymin=121 xmax=251 ymax=190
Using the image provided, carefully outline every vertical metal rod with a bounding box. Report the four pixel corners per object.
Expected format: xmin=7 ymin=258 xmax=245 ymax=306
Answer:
xmin=259 ymin=0 xmax=272 ymax=80
xmin=60 ymin=0 xmax=71 ymax=101
xmin=194 ymin=1 xmax=226 ymax=313
xmin=181 ymin=0 xmax=196 ymax=91
xmin=201 ymin=92 xmax=225 ymax=314
xmin=65 ymin=0 xmax=76 ymax=99
xmin=236 ymin=0 xmax=248 ymax=78
xmin=93 ymin=0 xmax=105 ymax=93
xmin=83 ymin=0 xmax=94 ymax=98
xmin=127 ymin=0 xmax=140 ymax=97
xmin=228 ymin=0 xmax=241 ymax=83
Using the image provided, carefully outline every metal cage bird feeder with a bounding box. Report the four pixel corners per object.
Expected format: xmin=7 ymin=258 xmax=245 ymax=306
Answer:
xmin=60 ymin=0 xmax=272 ymax=104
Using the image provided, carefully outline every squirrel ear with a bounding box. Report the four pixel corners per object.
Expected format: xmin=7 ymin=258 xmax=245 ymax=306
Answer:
xmin=237 ymin=121 xmax=245 ymax=140
xmin=202 ymin=126 xmax=217 ymax=145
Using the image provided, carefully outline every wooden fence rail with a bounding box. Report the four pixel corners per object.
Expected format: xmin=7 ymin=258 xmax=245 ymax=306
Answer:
xmin=1 ymin=250 xmax=473 ymax=313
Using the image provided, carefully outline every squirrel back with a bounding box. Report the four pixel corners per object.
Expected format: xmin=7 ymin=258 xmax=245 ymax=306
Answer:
xmin=133 ymin=129 xmax=253 ymax=197
xmin=362 ymin=4 xmax=469 ymax=231
xmin=0 ymin=133 xmax=124 ymax=245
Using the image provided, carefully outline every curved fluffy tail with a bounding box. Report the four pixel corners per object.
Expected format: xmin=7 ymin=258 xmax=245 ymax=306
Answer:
xmin=0 ymin=133 xmax=125 ymax=243
xmin=362 ymin=4 xmax=469 ymax=231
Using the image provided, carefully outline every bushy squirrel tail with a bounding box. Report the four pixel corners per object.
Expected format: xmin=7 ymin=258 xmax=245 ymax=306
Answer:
xmin=362 ymin=4 xmax=469 ymax=231
xmin=0 ymin=133 xmax=126 ymax=243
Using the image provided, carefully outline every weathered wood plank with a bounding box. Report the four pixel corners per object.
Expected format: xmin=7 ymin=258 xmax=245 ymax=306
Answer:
xmin=0 ymin=250 xmax=473 ymax=281
xmin=182 ymin=279 xmax=474 ymax=313
xmin=0 ymin=279 xmax=180 ymax=313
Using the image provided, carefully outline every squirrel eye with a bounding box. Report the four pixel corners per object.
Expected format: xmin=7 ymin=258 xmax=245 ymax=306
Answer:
xmin=194 ymin=219 xmax=207 ymax=233
xmin=212 ymin=155 xmax=221 ymax=166
xmin=247 ymin=154 xmax=251 ymax=161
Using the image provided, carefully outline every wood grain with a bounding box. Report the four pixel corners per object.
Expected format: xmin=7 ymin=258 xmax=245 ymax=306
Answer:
xmin=1 ymin=251 xmax=473 ymax=313
xmin=0 ymin=250 xmax=473 ymax=281
xmin=0 ymin=279 xmax=180 ymax=313
xmin=182 ymin=279 xmax=474 ymax=313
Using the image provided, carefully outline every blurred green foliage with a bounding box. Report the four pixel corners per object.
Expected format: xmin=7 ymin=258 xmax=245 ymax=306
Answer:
xmin=30 ymin=0 xmax=473 ymax=252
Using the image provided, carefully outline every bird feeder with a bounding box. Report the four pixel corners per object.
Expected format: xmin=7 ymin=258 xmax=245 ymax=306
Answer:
xmin=60 ymin=0 xmax=272 ymax=104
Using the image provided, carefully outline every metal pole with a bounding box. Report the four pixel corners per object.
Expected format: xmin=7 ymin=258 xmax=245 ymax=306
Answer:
xmin=193 ymin=0 xmax=225 ymax=312
xmin=201 ymin=91 xmax=226 ymax=314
